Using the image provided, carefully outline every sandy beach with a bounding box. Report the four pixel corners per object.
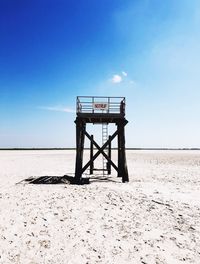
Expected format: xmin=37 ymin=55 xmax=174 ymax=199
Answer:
xmin=0 ymin=150 xmax=200 ymax=264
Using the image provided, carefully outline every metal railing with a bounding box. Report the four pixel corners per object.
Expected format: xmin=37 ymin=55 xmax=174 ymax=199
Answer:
xmin=76 ymin=96 xmax=125 ymax=115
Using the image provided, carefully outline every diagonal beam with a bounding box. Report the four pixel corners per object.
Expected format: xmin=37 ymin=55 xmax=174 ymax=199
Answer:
xmin=82 ymin=129 xmax=119 ymax=173
xmin=84 ymin=131 xmax=118 ymax=172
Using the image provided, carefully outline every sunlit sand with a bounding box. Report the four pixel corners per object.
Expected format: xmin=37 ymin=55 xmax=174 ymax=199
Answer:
xmin=0 ymin=150 xmax=200 ymax=263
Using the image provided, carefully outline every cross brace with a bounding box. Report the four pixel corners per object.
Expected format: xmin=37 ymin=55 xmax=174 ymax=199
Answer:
xmin=83 ymin=130 xmax=118 ymax=173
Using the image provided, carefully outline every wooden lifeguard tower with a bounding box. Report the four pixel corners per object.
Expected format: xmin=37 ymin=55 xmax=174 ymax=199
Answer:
xmin=74 ymin=96 xmax=129 ymax=183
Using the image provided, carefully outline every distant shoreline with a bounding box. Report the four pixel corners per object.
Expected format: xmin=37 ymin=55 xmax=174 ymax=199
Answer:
xmin=0 ymin=148 xmax=200 ymax=151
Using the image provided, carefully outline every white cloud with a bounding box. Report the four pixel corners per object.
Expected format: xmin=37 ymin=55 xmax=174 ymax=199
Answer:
xmin=111 ymin=74 xmax=122 ymax=83
xmin=110 ymin=72 xmax=128 ymax=84
xmin=122 ymin=71 xmax=128 ymax=76
xmin=38 ymin=106 xmax=75 ymax=113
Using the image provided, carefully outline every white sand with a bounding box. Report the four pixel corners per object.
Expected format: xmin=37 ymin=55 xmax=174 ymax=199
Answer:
xmin=0 ymin=150 xmax=200 ymax=264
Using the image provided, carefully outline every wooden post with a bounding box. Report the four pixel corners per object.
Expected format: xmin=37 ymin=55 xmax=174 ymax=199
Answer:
xmin=90 ymin=135 xmax=94 ymax=174
xmin=117 ymin=122 xmax=129 ymax=182
xmin=75 ymin=119 xmax=85 ymax=182
xmin=107 ymin=135 xmax=111 ymax=174
xmin=117 ymin=125 xmax=122 ymax=178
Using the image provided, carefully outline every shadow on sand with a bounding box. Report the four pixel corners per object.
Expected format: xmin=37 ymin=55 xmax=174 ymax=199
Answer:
xmin=21 ymin=174 xmax=118 ymax=185
xmin=23 ymin=175 xmax=89 ymax=185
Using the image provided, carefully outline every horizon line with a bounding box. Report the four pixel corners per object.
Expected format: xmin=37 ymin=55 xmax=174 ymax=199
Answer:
xmin=0 ymin=148 xmax=200 ymax=151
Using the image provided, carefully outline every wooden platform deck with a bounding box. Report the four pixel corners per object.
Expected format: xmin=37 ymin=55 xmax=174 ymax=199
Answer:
xmin=76 ymin=112 xmax=126 ymax=123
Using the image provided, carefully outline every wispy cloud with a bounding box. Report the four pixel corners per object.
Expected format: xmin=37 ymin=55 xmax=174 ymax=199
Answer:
xmin=110 ymin=71 xmax=129 ymax=84
xmin=38 ymin=106 xmax=75 ymax=113
xmin=111 ymin=74 xmax=122 ymax=83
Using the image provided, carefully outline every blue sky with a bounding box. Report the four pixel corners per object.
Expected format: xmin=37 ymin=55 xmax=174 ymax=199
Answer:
xmin=0 ymin=0 xmax=200 ymax=148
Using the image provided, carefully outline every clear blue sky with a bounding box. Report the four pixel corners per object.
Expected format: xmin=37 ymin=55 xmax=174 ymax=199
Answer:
xmin=1 ymin=0 xmax=200 ymax=148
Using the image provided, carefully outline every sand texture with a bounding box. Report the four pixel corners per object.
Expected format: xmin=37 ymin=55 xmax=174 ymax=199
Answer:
xmin=0 ymin=150 xmax=200 ymax=264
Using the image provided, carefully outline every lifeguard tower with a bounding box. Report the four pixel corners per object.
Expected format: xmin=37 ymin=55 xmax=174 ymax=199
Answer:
xmin=74 ymin=96 xmax=129 ymax=183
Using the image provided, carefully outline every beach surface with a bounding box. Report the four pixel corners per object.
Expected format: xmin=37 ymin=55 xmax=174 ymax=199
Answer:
xmin=0 ymin=150 xmax=200 ymax=264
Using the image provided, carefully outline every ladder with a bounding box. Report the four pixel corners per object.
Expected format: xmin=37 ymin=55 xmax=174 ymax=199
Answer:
xmin=102 ymin=123 xmax=108 ymax=175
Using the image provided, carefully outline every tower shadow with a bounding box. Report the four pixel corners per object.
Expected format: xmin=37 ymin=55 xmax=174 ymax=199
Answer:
xmin=22 ymin=174 xmax=90 ymax=185
xmin=20 ymin=173 xmax=118 ymax=185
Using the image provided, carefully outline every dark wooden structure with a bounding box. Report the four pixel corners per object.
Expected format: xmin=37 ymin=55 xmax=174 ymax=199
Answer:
xmin=74 ymin=96 xmax=129 ymax=183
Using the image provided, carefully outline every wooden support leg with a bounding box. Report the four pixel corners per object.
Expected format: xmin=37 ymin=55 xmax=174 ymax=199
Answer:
xmin=117 ymin=127 xmax=122 ymax=178
xmin=107 ymin=135 xmax=111 ymax=174
xmin=75 ymin=119 xmax=85 ymax=182
xmin=117 ymin=123 xmax=129 ymax=182
xmin=90 ymin=135 xmax=94 ymax=174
